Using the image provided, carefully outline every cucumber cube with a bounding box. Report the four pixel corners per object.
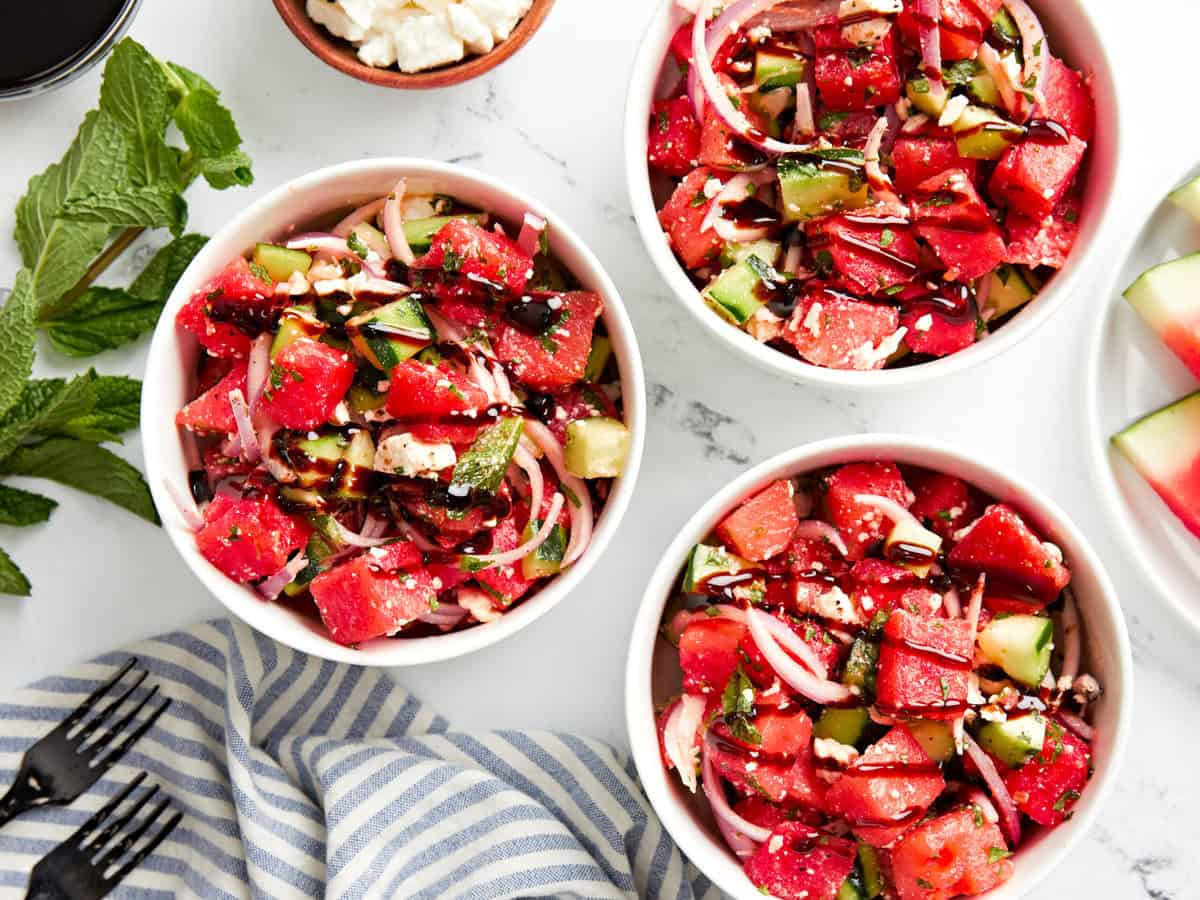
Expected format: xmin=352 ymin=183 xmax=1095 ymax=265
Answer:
xmin=952 ymin=106 xmax=1024 ymax=160
xmin=522 ymin=518 xmax=568 ymax=579
xmin=755 ymin=50 xmax=807 ymax=92
xmin=584 ymin=335 xmax=613 ymax=382
xmin=778 ymin=151 xmax=870 ymax=222
xmin=884 ymin=517 xmax=942 ymax=578
xmin=978 ymin=614 xmax=1054 ymax=687
xmin=702 ymin=253 xmax=778 ymax=325
xmin=982 ymin=264 xmax=1038 ymax=321
xmin=253 ymin=243 xmax=312 ymax=282
xmin=682 ymin=543 xmax=753 ymax=593
xmin=813 ymin=707 xmax=869 ymax=747
xmin=347 ymin=297 xmax=434 ymax=371
xmin=977 ymin=713 xmax=1047 ymax=767
xmin=565 ymin=417 xmax=631 ymax=479
xmin=906 ymin=720 xmax=956 ymax=763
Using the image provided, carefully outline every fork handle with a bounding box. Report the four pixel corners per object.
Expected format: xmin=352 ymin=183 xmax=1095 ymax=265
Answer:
xmin=0 ymin=773 xmax=43 ymax=828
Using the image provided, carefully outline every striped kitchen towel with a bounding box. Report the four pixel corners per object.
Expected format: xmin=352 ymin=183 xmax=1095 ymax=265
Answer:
xmin=0 ymin=620 xmax=719 ymax=899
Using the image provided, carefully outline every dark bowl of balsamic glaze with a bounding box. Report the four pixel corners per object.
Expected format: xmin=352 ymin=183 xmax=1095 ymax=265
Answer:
xmin=0 ymin=0 xmax=143 ymax=101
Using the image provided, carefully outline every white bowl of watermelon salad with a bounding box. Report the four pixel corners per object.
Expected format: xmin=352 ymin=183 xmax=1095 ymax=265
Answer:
xmin=626 ymin=434 xmax=1131 ymax=900
xmin=142 ymin=158 xmax=645 ymax=666
xmin=624 ymin=0 xmax=1120 ymax=388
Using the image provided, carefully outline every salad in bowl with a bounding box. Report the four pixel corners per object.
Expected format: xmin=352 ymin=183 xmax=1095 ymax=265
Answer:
xmin=627 ymin=438 xmax=1130 ymax=900
xmin=156 ymin=164 xmax=640 ymax=657
xmin=634 ymin=0 xmax=1103 ymax=377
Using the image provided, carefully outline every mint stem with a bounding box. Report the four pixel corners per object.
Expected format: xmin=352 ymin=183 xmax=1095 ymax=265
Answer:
xmin=41 ymin=226 xmax=146 ymax=322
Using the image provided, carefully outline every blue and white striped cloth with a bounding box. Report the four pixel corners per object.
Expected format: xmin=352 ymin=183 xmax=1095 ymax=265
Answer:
xmin=0 ymin=620 xmax=718 ymax=899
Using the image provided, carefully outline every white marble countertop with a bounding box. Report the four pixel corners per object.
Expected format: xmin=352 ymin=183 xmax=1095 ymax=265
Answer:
xmin=0 ymin=0 xmax=1196 ymax=896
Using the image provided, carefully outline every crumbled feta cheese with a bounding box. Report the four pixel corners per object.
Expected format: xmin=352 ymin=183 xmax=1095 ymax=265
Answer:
xmin=458 ymin=587 xmax=502 ymax=622
xmin=746 ymin=307 xmax=784 ymax=343
xmin=446 ymin=1 xmax=494 ymax=53
xmin=850 ymin=326 xmax=907 ymax=369
xmin=307 ymin=0 xmax=367 ymax=41
xmin=374 ymin=432 xmax=457 ymax=477
xmin=803 ymin=301 xmax=824 ymax=337
xmin=914 ymin=313 xmax=933 ymax=332
xmin=747 ymin=25 xmax=772 ymax=42
xmin=357 ymin=29 xmax=398 ymax=67
xmin=938 ymin=94 xmax=969 ymax=128
xmin=838 ymin=0 xmax=902 ymax=16
xmin=768 ymin=834 xmax=785 ymax=854
xmin=814 ymin=737 xmax=860 ymax=768
xmin=463 ymin=0 xmax=533 ymax=42
xmin=393 ymin=12 xmax=465 ymax=72
xmin=1042 ymin=541 xmax=1064 ymax=563
xmin=809 ymin=585 xmax=865 ymax=627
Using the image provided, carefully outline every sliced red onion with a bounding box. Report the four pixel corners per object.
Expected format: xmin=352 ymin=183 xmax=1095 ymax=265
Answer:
xmin=517 ymin=212 xmax=547 ymax=258
xmin=966 ymin=574 xmax=985 ymax=634
xmin=418 ymin=603 xmax=470 ymax=629
xmin=467 ymin=353 xmax=500 ymax=401
xmin=664 ymin=695 xmax=707 ymax=793
xmin=864 ymin=116 xmax=893 ymax=190
xmin=333 ymin=198 xmax=387 ymax=238
xmin=490 ymin=362 xmax=518 ymax=406
xmin=1057 ymin=710 xmax=1095 ymax=742
xmin=793 ymin=519 xmax=848 ymax=557
xmin=425 ymin=307 xmax=471 ymax=345
xmin=704 ymin=171 xmax=777 ymax=242
xmin=256 ymin=421 xmax=297 ymax=484
xmin=960 ymin=784 xmax=1000 ymax=824
xmin=247 ymin=334 xmax=271 ymax=412
xmin=693 ymin=0 xmax=818 ymax=156
xmin=228 ymin=389 xmax=260 ymax=464
xmin=458 ymin=586 xmax=504 ymax=623
xmin=523 ymin=419 xmax=594 ymax=567
xmin=749 ymin=608 xmax=829 ymax=678
xmin=1059 ymin=588 xmax=1081 ymax=687
xmin=361 ymin=512 xmax=389 ymax=541
xmin=514 ymin=445 xmax=546 ymax=526
xmin=782 ymin=238 xmax=804 ymax=275
xmin=793 ymin=81 xmax=816 ymax=139
xmin=701 ymin=730 xmax=771 ymax=857
xmin=977 ymin=43 xmax=1026 ymax=120
xmin=396 ymin=519 xmax=439 ymax=553
xmin=942 ymin=584 xmax=963 ymax=619
xmin=746 ymin=607 xmax=855 ymax=704
xmin=963 ymin=732 xmax=1021 ymax=846
xmin=901 ymin=112 xmax=932 ymax=134
xmin=383 ymin=179 xmax=416 ymax=266
xmin=853 ymin=493 xmax=919 ymax=532
xmin=1005 ymin=0 xmax=1047 ymax=107
xmin=285 ymin=233 xmax=359 ymax=260
xmin=462 ymin=493 xmax=564 ymax=571
xmin=334 ymin=518 xmax=391 ymax=548
xmin=258 ymin=554 xmax=309 ymax=601
xmin=914 ymin=0 xmax=948 ymax=110
xmin=165 ymin=479 xmax=204 ymax=531
xmin=347 ymin=271 xmax=408 ymax=296
xmin=745 ymin=0 xmax=840 ymax=30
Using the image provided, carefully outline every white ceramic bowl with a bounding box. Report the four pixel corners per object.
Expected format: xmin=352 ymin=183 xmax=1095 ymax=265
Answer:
xmin=625 ymin=434 xmax=1132 ymax=899
xmin=624 ymin=1 xmax=1121 ymax=390
xmin=1086 ymin=160 xmax=1200 ymax=634
xmin=142 ymin=158 xmax=646 ymax=666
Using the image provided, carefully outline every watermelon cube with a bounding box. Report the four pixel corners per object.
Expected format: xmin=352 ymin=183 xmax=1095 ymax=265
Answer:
xmin=709 ymin=740 xmax=822 ymax=807
xmin=717 ymin=708 xmax=814 ymax=758
xmin=913 ymin=169 xmax=1006 ymax=281
xmin=783 ymin=289 xmax=903 ymax=371
xmin=850 ymin=558 xmax=941 ymax=618
xmin=734 ymin=796 xmax=820 ymax=832
xmin=493 ymin=291 xmax=602 ymax=390
xmin=715 ymin=479 xmax=799 ymax=562
xmin=906 ymin=468 xmax=978 ymax=539
xmin=678 ymin=616 xmax=771 ymax=695
xmin=387 ymin=359 xmax=490 ymax=419
xmin=176 ymin=361 xmax=248 ymax=434
xmin=891 ymin=133 xmax=979 ymax=195
xmin=473 ymin=517 xmax=537 ymax=605
xmin=648 ymin=96 xmax=702 ymax=177
xmin=744 ymin=822 xmax=857 ymax=900
xmin=897 ymin=0 xmax=999 ymax=61
xmin=813 ymin=24 xmax=902 ymax=111
xmin=196 ymin=494 xmax=310 ymax=584
xmin=890 ymin=808 xmax=1014 ymax=900
xmin=1038 ymin=56 xmax=1095 ymax=142
xmin=658 ymin=168 xmax=725 ymax=269
xmin=901 ymin=302 xmax=979 ymax=357
xmin=414 ymin=218 xmax=532 ymax=297
xmin=913 ymin=168 xmax=994 ymax=229
xmin=990 ymin=135 xmax=1088 ymax=220
xmin=812 ymin=216 xmax=922 ymax=295
xmin=821 ymin=461 xmax=914 ymax=560
xmin=875 ymin=610 xmax=974 ymax=719
xmin=176 ymin=258 xmax=277 ymax=359
xmin=311 ymin=559 xmax=440 ymax=645
xmin=946 ymin=504 xmax=1071 ymax=603
xmin=917 ymin=222 xmax=1008 ymax=282
xmin=1113 ymin=391 xmax=1200 ymax=540
xmin=1005 ymin=193 xmax=1081 ymax=270
xmin=824 ymin=727 xmax=946 ymax=847
xmin=259 ymin=337 xmax=356 ymax=430
xmin=1003 ymin=719 xmax=1091 ymax=826
xmin=1122 ymin=253 xmax=1200 ymax=381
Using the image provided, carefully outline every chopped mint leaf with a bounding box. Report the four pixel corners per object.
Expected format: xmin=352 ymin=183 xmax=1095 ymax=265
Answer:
xmin=347 ymin=231 xmax=369 ymax=259
xmin=0 ymin=484 xmax=57 ymax=527
xmin=880 ymin=228 xmax=895 ymax=248
xmin=987 ymin=847 xmax=1012 ymax=863
xmin=0 ymin=272 xmax=37 ymax=421
xmin=0 ymin=545 xmax=31 ymax=597
xmin=817 ymin=111 xmax=850 ymax=130
xmin=1053 ymin=789 xmax=1081 ymax=812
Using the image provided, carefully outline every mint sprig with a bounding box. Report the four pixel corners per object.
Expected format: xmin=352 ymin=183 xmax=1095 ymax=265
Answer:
xmin=0 ymin=39 xmax=253 ymax=596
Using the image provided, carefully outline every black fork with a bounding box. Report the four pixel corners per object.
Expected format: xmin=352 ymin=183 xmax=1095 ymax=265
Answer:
xmin=0 ymin=658 xmax=171 ymax=827
xmin=24 ymin=772 xmax=182 ymax=900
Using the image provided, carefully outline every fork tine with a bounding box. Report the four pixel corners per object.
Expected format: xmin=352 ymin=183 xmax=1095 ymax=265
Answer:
xmin=84 ymin=685 xmax=159 ymax=757
xmin=105 ymin=807 xmax=183 ymax=885
xmin=62 ymin=658 xmax=138 ymax=730
xmin=73 ymin=670 xmax=148 ymax=744
xmin=67 ymin=772 xmax=148 ymax=847
xmin=95 ymin=696 xmax=171 ymax=772
xmin=83 ymin=784 xmax=160 ymax=854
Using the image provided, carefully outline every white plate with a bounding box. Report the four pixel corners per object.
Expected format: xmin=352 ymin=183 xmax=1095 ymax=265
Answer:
xmin=1087 ymin=162 xmax=1200 ymax=634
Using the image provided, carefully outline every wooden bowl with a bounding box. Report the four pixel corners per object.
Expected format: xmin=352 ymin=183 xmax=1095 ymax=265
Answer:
xmin=272 ymin=0 xmax=555 ymax=89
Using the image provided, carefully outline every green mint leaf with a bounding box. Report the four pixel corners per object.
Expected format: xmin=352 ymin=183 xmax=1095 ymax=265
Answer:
xmin=130 ymin=234 xmax=208 ymax=301
xmin=42 ymin=287 xmax=162 ymax=358
xmin=173 ymin=88 xmax=253 ymax=189
xmin=0 ymin=545 xmax=31 ymax=597
xmin=98 ymin=40 xmax=175 ymax=187
xmin=0 ymin=484 xmax=58 ymax=527
xmin=61 ymin=183 xmax=188 ymax=235
xmin=165 ymin=62 xmax=217 ymax=97
xmin=0 ymin=373 xmax=99 ymax=462
xmin=0 ymin=272 xmax=37 ymax=421
xmin=0 ymin=438 xmax=158 ymax=524
xmin=56 ymin=376 xmax=141 ymax=442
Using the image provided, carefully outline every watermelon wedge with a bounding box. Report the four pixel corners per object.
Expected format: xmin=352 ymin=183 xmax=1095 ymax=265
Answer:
xmin=1123 ymin=253 xmax=1200 ymax=380
xmin=1113 ymin=391 xmax=1200 ymax=539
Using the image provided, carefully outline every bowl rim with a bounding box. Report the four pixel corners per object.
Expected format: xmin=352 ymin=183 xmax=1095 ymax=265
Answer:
xmin=141 ymin=156 xmax=646 ymax=666
xmin=270 ymin=0 xmax=556 ymax=90
xmin=1083 ymin=156 xmax=1200 ymax=636
xmin=624 ymin=433 xmax=1134 ymax=899
xmin=622 ymin=0 xmax=1123 ymax=390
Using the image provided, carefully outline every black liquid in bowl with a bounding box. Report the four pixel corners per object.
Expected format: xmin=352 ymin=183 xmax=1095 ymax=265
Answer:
xmin=0 ymin=0 xmax=141 ymax=99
